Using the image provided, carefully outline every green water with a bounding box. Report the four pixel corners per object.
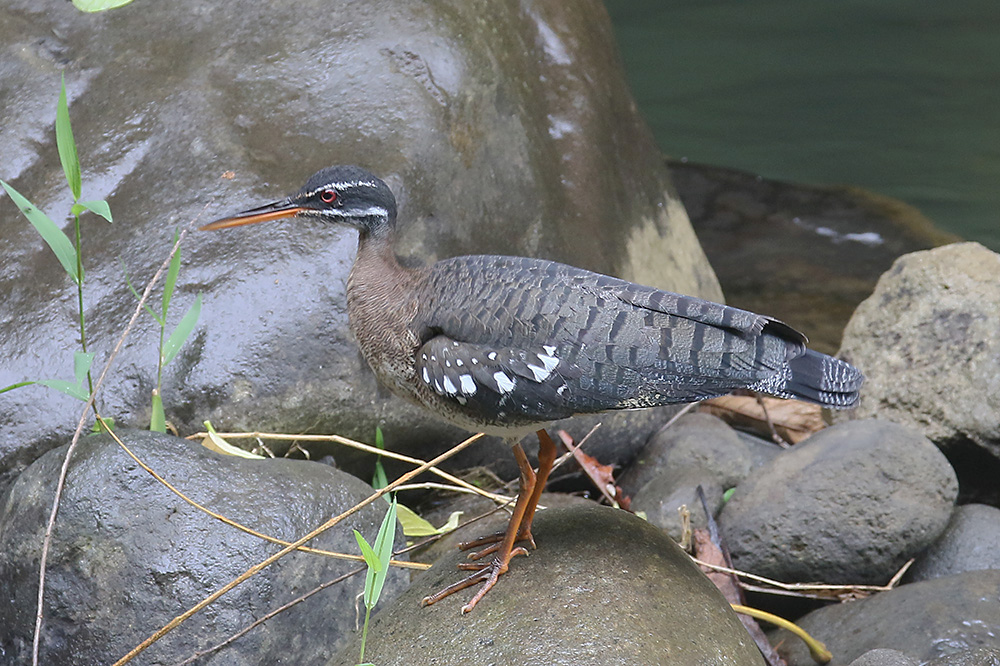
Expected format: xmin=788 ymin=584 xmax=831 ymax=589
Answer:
xmin=605 ymin=0 xmax=1000 ymax=251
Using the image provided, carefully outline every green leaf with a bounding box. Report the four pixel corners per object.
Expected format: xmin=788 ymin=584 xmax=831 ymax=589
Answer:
xmin=161 ymin=293 xmax=202 ymax=366
xmin=150 ymin=391 xmax=165 ymax=432
xmin=1 ymin=381 xmax=36 ymax=395
xmin=73 ymin=350 xmax=94 ymax=387
xmin=56 ymin=75 xmax=81 ymax=201
xmin=79 ymin=200 xmax=112 ymax=223
xmin=367 ymin=497 xmax=397 ymax=608
xmin=37 ymin=379 xmax=89 ymax=401
xmin=1 ymin=180 xmax=80 ymax=284
xmin=72 ymin=0 xmax=136 ymax=12
xmin=723 ymin=487 xmax=736 ymax=503
xmin=353 ymin=530 xmax=381 ymax=572
xmin=372 ymin=427 xmax=390 ymax=503
xmin=397 ymin=505 xmax=462 ymax=537
xmin=162 ymin=230 xmax=182 ymax=320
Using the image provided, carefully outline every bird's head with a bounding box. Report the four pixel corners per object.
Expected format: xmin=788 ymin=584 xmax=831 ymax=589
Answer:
xmin=202 ymin=165 xmax=397 ymax=238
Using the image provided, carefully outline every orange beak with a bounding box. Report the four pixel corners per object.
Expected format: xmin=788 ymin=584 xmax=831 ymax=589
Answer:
xmin=200 ymin=200 xmax=308 ymax=231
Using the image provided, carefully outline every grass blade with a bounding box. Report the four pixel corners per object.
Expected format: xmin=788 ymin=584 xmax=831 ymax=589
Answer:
xmin=368 ymin=497 xmax=398 ymax=607
xmin=161 ymin=293 xmax=202 ymax=366
xmin=56 ymin=75 xmax=81 ymax=201
xmin=0 ymin=381 xmax=36 ymax=394
xmin=162 ymin=229 xmax=181 ymax=320
xmin=1 ymin=180 xmax=80 ymax=284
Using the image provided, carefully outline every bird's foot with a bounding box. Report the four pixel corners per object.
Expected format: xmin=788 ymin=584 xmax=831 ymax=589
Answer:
xmin=421 ymin=547 xmax=529 ymax=613
xmin=458 ymin=527 xmax=536 ymax=561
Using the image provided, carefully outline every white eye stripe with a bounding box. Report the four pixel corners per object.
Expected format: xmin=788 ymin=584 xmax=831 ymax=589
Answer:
xmin=322 ymin=206 xmax=388 ymax=218
xmin=303 ymin=180 xmax=380 ymax=197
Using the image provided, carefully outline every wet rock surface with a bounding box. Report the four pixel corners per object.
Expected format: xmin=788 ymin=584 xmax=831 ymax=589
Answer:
xmin=0 ymin=0 xmax=717 ymax=494
xmin=719 ymin=419 xmax=957 ymax=584
xmin=772 ymin=570 xmax=1000 ymax=665
xmin=847 ymin=649 xmax=918 ymax=666
xmin=671 ymin=159 xmax=957 ymax=355
xmin=907 ymin=503 xmax=1000 ymax=583
xmin=330 ymin=504 xmax=765 ymax=666
xmin=0 ymin=430 xmax=407 ymax=665
xmin=837 ymin=242 xmax=1000 ymax=504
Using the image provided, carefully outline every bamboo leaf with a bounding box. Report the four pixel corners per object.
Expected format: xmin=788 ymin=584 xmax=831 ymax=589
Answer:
xmin=73 ymin=0 xmax=136 ymax=12
xmin=80 ymin=200 xmax=112 ymax=223
xmin=162 ymin=230 xmax=182 ymax=320
xmin=37 ymin=379 xmax=89 ymax=401
xmin=354 ymin=531 xmax=381 ymax=572
xmin=73 ymin=351 xmax=94 ymax=386
xmin=199 ymin=421 xmax=264 ymax=459
xmin=1 ymin=180 xmax=80 ymax=284
xmin=161 ymin=293 xmax=202 ymax=366
xmin=56 ymin=75 xmax=81 ymax=200
xmin=368 ymin=497 xmax=398 ymax=607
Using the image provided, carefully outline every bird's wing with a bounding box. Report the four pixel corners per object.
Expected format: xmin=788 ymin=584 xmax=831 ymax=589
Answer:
xmin=413 ymin=255 xmax=808 ymax=417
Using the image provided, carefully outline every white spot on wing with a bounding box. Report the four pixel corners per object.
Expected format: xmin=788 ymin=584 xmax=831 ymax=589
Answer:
xmin=493 ymin=371 xmax=516 ymax=394
xmin=422 ymin=367 xmax=431 ymax=384
xmin=543 ymin=345 xmax=557 ymax=355
xmin=526 ymin=363 xmax=551 ymax=382
xmin=538 ymin=353 xmax=559 ymax=372
xmin=442 ymin=376 xmax=458 ymax=395
xmin=488 ymin=352 xmax=497 ymax=361
xmin=459 ymin=374 xmax=476 ymax=395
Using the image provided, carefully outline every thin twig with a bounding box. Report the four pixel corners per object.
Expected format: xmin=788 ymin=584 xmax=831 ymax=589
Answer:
xmin=691 ymin=557 xmax=913 ymax=597
xmin=169 ymin=566 xmax=367 ymax=666
xmin=105 ymin=426 xmax=428 ymax=570
xmin=33 ymin=210 xmax=205 ymax=666
xmin=110 ymin=432 xmax=483 ymax=666
xmin=191 ymin=430 xmax=511 ymax=505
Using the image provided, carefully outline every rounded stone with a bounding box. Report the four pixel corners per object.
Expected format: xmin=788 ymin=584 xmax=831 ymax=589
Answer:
xmin=0 ymin=429 xmax=407 ymax=665
xmin=908 ymin=503 xmax=1000 ymax=582
xmin=720 ymin=419 xmax=957 ymax=584
xmin=331 ymin=504 xmax=765 ymax=666
xmin=837 ymin=243 xmax=1000 ymax=469
xmin=772 ymin=570 xmax=1000 ymax=665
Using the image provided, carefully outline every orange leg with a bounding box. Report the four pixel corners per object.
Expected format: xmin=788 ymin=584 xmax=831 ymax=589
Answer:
xmin=460 ymin=429 xmax=557 ymax=558
xmin=420 ymin=429 xmax=557 ymax=613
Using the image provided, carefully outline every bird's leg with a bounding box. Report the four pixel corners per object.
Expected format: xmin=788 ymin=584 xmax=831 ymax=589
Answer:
xmin=460 ymin=429 xmax=556 ymax=558
xmin=420 ymin=440 xmax=538 ymax=613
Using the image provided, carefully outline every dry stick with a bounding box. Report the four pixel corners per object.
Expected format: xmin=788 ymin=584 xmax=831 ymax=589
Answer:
xmin=106 ymin=426 xmax=428 ymax=570
xmin=111 ymin=432 xmax=484 ymax=666
xmin=32 ymin=215 xmax=203 ymax=666
xmin=170 ymin=565 xmax=367 ymax=666
xmin=195 ymin=431 xmax=513 ymax=506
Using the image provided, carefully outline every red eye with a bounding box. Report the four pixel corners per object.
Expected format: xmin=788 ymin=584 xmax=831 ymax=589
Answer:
xmin=321 ymin=189 xmax=337 ymax=203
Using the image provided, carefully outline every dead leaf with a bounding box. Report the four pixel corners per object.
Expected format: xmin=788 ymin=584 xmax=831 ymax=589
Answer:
xmin=700 ymin=395 xmax=826 ymax=444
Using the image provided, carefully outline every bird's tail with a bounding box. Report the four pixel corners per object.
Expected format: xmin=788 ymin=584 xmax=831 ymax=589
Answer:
xmin=776 ymin=349 xmax=863 ymax=408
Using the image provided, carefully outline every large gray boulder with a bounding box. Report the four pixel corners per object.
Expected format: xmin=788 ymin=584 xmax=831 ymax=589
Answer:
xmin=772 ymin=570 xmax=1000 ymax=665
xmin=330 ymin=504 xmax=765 ymax=666
xmin=0 ymin=429 xmax=407 ymax=665
xmin=837 ymin=243 xmax=1000 ymax=497
xmin=720 ymin=419 xmax=957 ymax=584
xmin=0 ymin=0 xmax=720 ymax=493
